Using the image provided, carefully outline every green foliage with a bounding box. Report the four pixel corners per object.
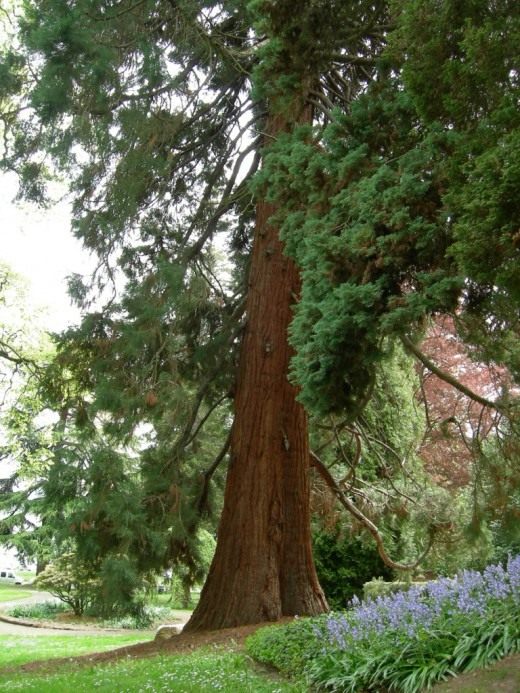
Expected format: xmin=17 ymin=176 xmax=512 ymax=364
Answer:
xmin=246 ymin=618 xmax=324 ymax=678
xmin=388 ymin=484 xmax=495 ymax=577
xmin=362 ymin=578 xmax=423 ymax=600
xmin=256 ymin=2 xmax=520 ymax=416
xmin=474 ymin=430 xmax=520 ymax=565
xmin=248 ymin=558 xmax=520 ymax=693
xmin=167 ymin=529 xmax=215 ymax=607
xmin=249 ymin=0 xmax=387 ymax=108
xmin=100 ymin=605 xmax=170 ymax=630
xmin=34 ymin=553 xmax=101 ymax=616
xmin=312 ymin=529 xmax=392 ymax=608
xmin=8 ymin=600 xmax=69 ymax=620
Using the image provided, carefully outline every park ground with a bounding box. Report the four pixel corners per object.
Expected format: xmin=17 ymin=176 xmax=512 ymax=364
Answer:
xmin=1 ymin=584 xmax=520 ymax=691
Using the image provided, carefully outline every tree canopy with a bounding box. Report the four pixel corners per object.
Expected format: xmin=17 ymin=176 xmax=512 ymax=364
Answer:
xmin=258 ymin=0 xmax=519 ymax=415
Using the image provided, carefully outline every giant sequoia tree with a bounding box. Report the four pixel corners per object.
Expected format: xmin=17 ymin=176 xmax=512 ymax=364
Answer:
xmin=1 ymin=0 xmax=518 ymax=630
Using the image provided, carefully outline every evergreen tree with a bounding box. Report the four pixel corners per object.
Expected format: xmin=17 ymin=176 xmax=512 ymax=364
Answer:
xmin=1 ymin=0 xmax=388 ymax=629
xmin=1 ymin=0 xmax=518 ymax=630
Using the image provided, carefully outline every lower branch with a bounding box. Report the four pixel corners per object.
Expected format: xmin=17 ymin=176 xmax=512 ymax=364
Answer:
xmin=196 ymin=429 xmax=232 ymax=516
xmin=401 ymin=335 xmax=505 ymax=414
xmin=310 ymin=451 xmax=433 ymax=571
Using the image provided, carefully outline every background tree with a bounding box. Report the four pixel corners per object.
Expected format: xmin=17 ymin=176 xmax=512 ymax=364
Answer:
xmin=34 ymin=552 xmax=100 ymax=616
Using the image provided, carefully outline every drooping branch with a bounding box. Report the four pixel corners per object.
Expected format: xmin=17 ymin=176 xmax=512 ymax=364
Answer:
xmin=401 ymin=335 xmax=506 ymax=414
xmin=0 ymin=343 xmax=39 ymax=373
xmin=196 ymin=428 xmax=232 ymax=516
xmin=310 ymin=451 xmax=434 ymax=571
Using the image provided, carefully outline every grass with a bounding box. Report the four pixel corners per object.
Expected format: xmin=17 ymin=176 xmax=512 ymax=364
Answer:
xmin=149 ymin=591 xmax=199 ymax=611
xmin=0 ymin=633 xmax=151 ymax=669
xmin=0 ymin=648 xmax=304 ymax=692
xmin=0 ymin=584 xmax=34 ymax=603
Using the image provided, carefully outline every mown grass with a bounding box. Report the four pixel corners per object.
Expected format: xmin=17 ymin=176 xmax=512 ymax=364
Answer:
xmin=0 ymin=648 xmax=305 ymax=692
xmin=0 ymin=634 xmax=150 ymax=669
xmin=0 ymin=585 xmax=31 ymax=603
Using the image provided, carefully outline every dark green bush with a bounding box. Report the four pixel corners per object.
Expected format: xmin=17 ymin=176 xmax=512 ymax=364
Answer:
xmin=312 ymin=528 xmax=392 ymax=608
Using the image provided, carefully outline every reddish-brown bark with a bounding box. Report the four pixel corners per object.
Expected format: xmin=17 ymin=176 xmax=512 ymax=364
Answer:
xmin=185 ymin=112 xmax=328 ymax=632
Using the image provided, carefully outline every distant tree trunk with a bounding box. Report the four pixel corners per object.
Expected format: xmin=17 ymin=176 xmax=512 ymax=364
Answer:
xmin=181 ymin=580 xmax=191 ymax=609
xmin=185 ymin=109 xmax=328 ymax=632
xmin=35 ymin=557 xmax=48 ymax=576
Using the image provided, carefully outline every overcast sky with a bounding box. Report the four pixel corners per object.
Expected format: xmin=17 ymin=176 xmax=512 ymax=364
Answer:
xmin=0 ymin=172 xmax=90 ymax=332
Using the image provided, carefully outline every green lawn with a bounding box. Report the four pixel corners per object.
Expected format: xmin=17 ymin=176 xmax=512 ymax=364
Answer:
xmin=149 ymin=591 xmax=199 ymax=611
xmin=0 ymin=585 xmax=34 ymax=603
xmin=0 ymin=633 xmax=151 ymax=669
xmin=0 ymin=648 xmax=304 ymax=692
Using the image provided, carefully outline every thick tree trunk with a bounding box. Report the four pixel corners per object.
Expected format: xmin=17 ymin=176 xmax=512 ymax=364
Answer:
xmin=185 ymin=112 xmax=328 ymax=632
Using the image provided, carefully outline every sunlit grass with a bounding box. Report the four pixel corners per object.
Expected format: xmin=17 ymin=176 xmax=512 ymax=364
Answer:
xmin=0 ymin=649 xmax=304 ymax=692
xmin=0 ymin=634 xmax=150 ymax=669
xmin=0 ymin=585 xmax=33 ymax=603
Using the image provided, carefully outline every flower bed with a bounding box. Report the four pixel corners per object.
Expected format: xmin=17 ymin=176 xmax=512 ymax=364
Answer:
xmin=246 ymin=555 xmax=520 ymax=692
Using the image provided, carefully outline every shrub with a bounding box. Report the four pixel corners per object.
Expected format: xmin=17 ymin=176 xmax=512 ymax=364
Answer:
xmin=246 ymin=617 xmax=325 ymax=676
xmin=101 ymin=605 xmax=172 ymax=629
xmin=34 ymin=554 xmax=100 ymax=616
xmin=362 ymin=577 xmax=427 ymax=599
xmin=248 ymin=555 xmax=520 ymax=693
xmin=8 ymin=601 xmax=69 ymax=620
xmin=312 ymin=529 xmax=392 ymax=608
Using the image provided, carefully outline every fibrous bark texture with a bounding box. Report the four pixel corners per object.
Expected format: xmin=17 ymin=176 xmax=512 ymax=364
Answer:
xmin=185 ymin=114 xmax=328 ymax=631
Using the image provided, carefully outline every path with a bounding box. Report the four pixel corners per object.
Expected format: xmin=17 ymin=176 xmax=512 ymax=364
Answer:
xmin=0 ymin=619 xmax=104 ymax=636
xmin=0 ymin=592 xmax=190 ymax=637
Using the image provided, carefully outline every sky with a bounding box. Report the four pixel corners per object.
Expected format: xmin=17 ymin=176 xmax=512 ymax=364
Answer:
xmin=1 ymin=172 xmax=90 ymax=332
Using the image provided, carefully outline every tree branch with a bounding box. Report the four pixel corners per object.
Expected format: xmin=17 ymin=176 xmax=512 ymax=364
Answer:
xmin=197 ymin=429 xmax=232 ymax=516
xmin=401 ymin=335 xmax=506 ymax=414
xmin=310 ymin=451 xmax=433 ymax=571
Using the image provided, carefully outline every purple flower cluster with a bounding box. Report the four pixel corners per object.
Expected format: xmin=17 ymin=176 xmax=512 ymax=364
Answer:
xmin=321 ymin=554 xmax=520 ymax=649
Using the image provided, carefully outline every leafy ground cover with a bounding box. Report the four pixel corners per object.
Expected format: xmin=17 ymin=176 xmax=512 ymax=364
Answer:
xmin=247 ymin=555 xmax=520 ymax=692
xmin=0 ymin=647 xmax=303 ymax=692
xmin=0 ymin=634 xmax=150 ymax=669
